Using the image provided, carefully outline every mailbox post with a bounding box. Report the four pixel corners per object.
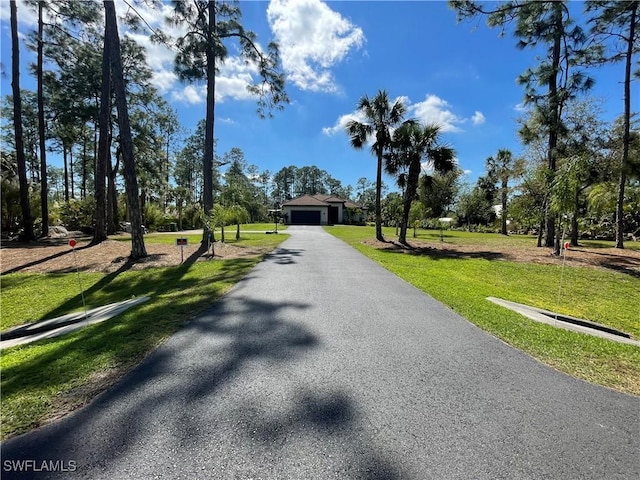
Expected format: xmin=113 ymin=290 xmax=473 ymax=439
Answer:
xmin=175 ymin=238 xmax=189 ymax=263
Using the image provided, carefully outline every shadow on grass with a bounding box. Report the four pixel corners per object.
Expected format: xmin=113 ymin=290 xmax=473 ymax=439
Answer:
xmin=0 ymin=256 xmax=263 ymax=439
xmin=413 ymin=232 xmax=457 ymax=241
xmin=0 ymin=243 xmax=95 ymax=276
xmin=580 ymin=241 xmax=620 ymax=249
xmin=597 ymin=262 xmax=640 ymax=279
xmin=377 ymin=242 xmax=505 ymax=262
xmin=0 ymin=235 xmax=93 ymax=250
xmin=1 ymin=294 xmax=403 ymax=478
xmin=569 ymin=248 xmax=640 ymax=279
xmin=39 ymin=244 xmax=212 ymax=321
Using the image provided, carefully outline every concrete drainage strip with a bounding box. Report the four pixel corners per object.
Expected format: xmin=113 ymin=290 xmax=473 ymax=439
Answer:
xmin=0 ymin=297 xmax=150 ymax=350
xmin=487 ymin=297 xmax=639 ymax=347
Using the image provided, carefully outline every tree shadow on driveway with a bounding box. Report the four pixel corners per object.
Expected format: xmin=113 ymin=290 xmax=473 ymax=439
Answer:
xmin=236 ymin=388 xmax=404 ymax=479
xmin=264 ymin=247 xmax=304 ymax=265
xmin=1 ymin=295 xmax=403 ymax=479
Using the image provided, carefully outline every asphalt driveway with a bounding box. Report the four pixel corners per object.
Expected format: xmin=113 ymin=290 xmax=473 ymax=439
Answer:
xmin=2 ymin=226 xmax=638 ymax=479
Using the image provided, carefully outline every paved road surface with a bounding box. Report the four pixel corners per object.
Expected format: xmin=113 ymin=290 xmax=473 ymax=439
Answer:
xmin=2 ymin=226 xmax=638 ymax=479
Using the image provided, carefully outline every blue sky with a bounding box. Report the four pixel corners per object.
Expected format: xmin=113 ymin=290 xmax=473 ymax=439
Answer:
xmin=0 ymin=0 xmax=627 ymax=192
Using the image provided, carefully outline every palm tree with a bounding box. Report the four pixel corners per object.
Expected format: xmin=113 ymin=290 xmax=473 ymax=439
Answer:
xmin=225 ymin=204 xmax=250 ymax=240
xmin=486 ymin=149 xmax=525 ymax=236
xmin=346 ymin=90 xmax=406 ymax=241
xmin=386 ymin=122 xmax=456 ymax=245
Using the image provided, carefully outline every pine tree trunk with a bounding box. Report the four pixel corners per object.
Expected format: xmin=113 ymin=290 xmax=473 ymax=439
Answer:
xmin=537 ymin=218 xmax=544 ymax=248
xmin=202 ymin=0 xmax=216 ymax=245
xmin=501 ymin=178 xmax=508 ymax=235
xmin=93 ymin=17 xmax=111 ymax=245
xmin=545 ymin=5 xmax=563 ymax=253
xmin=165 ymin=138 xmax=170 ymax=212
xmin=571 ymin=187 xmax=579 ymax=247
xmin=69 ymin=148 xmax=74 ymax=199
xmin=616 ymin=1 xmax=637 ymax=249
xmin=104 ymin=0 xmax=146 ymax=259
xmin=11 ymin=0 xmax=35 ymax=242
xmin=107 ymin=157 xmax=118 ymax=234
xmin=139 ymin=191 xmax=146 ymax=226
xmin=37 ymin=1 xmax=49 ymax=238
xmin=81 ymin=135 xmax=87 ymax=199
xmin=63 ymin=144 xmax=69 ymax=202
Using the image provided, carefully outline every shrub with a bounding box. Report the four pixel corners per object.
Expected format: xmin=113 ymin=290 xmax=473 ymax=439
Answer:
xmin=58 ymin=198 xmax=95 ymax=231
xmin=143 ymin=203 xmax=164 ymax=231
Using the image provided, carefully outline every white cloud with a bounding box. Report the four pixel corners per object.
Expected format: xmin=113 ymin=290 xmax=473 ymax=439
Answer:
xmin=324 ymin=94 xmax=488 ymax=137
xmin=4 ymin=0 xmax=285 ymax=107
xmin=124 ymin=7 xmax=263 ymax=104
xmin=267 ymin=0 xmax=365 ymax=92
xmin=0 ymin=0 xmax=37 ymax=27
xmin=463 ymin=169 xmax=472 ymax=175
xmin=421 ymin=157 xmax=459 ymax=173
xmin=150 ymin=70 xmax=179 ymax=95
xmin=127 ymin=32 xmax=176 ymax=69
xmin=407 ymin=95 xmax=464 ymax=133
xmin=169 ymin=55 xmax=262 ymax=105
xmin=216 ymin=56 xmax=260 ymax=101
xmin=471 ymin=111 xmax=485 ymax=125
xmin=322 ymin=110 xmax=367 ymax=136
xmin=323 ymin=94 xmax=407 ymax=136
xmin=514 ymin=102 xmax=527 ymax=112
xmin=172 ymin=85 xmax=203 ymax=105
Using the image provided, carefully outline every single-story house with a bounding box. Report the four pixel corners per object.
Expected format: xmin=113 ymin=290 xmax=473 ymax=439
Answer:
xmin=281 ymin=194 xmax=367 ymax=225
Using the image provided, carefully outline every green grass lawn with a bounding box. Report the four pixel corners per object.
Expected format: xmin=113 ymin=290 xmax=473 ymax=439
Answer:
xmin=326 ymin=225 xmax=640 ymax=396
xmin=0 ymin=233 xmax=287 ymax=440
xmin=112 ymin=231 xmax=287 ymax=248
xmin=147 ymin=223 xmax=287 ymax=234
xmin=240 ymin=222 xmax=287 ymax=231
xmin=403 ymin=227 xmax=640 ymax=250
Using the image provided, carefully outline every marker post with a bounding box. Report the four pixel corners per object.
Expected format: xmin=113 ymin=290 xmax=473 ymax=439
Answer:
xmin=175 ymin=238 xmax=189 ymax=263
xmin=69 ymin=239 xmax=88 ymax=322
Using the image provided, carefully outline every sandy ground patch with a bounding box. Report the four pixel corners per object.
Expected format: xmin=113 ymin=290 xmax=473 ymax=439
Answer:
xmin=1 ymin=233 xmax=268 ymax=275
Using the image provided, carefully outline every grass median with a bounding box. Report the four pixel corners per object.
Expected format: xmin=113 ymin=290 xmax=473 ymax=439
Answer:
xmin=0 ymin=233 xmax=287 ymax=440
xmin=326 ymin=225 xmax=640 ymax=396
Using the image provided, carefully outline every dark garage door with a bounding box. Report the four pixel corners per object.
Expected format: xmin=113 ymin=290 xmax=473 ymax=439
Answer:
xmin=290 ymin=210 xmax=321 ymax=224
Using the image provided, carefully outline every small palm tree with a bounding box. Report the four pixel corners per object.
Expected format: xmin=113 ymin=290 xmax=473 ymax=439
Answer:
xmin=346 ymin=90 xmax=407 ymax=241
xmin=486 ymin=149 xmax=525 ymax=236
xmin=226 ymin=204 xmax=250 ymax=240
xmin=386 ymin=122 xmax=456 ymax=245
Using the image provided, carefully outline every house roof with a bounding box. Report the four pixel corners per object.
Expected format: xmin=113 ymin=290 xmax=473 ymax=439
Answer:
xmin=282 ymin=194 xmax=365 ymax=209
xmin=313 ymin=194 xmax=342 ymax=203
xmin=282 ymin=195 xmax=330 ymax=207
xmin=344 ymin=200 xmax=366 ymax=209
xmin=311 ymin=194 xmax=331 ymax=202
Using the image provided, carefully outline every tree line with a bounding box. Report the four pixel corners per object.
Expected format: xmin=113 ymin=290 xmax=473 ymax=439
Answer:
xmin=2 ymin=1 xmax=638 ymax=257
xmin=3 ymin=0 xmax=287 ymax=259
xmin=341 ymin=1 xmax=638 ymax=250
